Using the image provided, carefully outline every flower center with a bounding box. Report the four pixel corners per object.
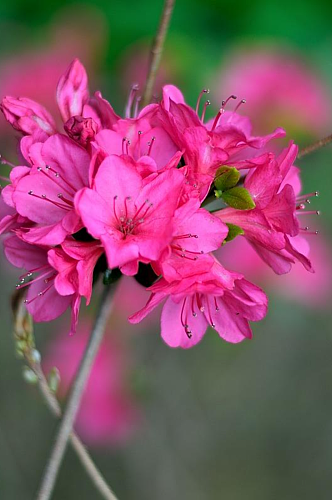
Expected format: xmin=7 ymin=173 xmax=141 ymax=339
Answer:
xmin=112 ymin=196 xmax=153 ymax=237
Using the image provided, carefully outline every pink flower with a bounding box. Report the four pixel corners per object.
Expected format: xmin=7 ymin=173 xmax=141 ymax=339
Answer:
xmin=0 ymin=97 xmax=56 ymax=136
xmin=159 ymin=85 xmax=285 ymax=196
xmin=93 ymin=103 xmax=180 ymax=172
xmin=4 ymin=235 xmax=102 ymax=334
xmin=216 ymin=142 xmax=314 ymax=274
xmin=130 ymin=259 xmax=268 ymax=348
xmin=43 ymin=324 xmax=140 ymax=447
xmin=152 ymin=197 xmax=229 ymax=281
xmin=10 ymin=134 xmax=90 ymax=245
xmin=4 ymin=236 xmax=77 ymax=331
xmin=213 ymin=48 xmax=332 ymax=137
xmin=75 ymin=155 xmax=186 ymax=275
xmin=218 ymin=229 xmax=332 ymax=308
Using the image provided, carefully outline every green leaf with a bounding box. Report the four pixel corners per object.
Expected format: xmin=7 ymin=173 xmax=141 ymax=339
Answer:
xmin=221 ymin=187 xmax=256 ymax=210
xmin=224 ymin=223 xmax=244 ymax=243
xmin=214 ymin=166 xmax=240 ymax=191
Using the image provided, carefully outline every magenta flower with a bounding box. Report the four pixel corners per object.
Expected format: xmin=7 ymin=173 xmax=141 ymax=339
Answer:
xmin=159 ymin=84 xmax=285 ymax=195
xmin=130 ymin=259 xmax=268 ymax=348
xmin=214 ymin=47 xmax=332 ymax=137
xmin=11 ymin=134 xmax=90 ymax=245
xmin=0 ymin=58 xmax=318 ymax=346
xmin=152 ymin=197 xmax=229 ymax=281
xmin=216 ymin=142 xmax=314 ymax=274
xmin=4 ymin=236 xmax=76 ymax=329
xmin=75 ymin=154 xmax=185 ymax=275
xmin=4 ymin=235 xmax=102 ymax=334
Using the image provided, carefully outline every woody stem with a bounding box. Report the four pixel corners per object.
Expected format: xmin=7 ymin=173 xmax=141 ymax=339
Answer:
xmin=36 ymin=285 xmax=117 ymax=500
xmin=298 ymin=133 xmax=332 ymax=159
xmin=141 ymin=0 xmax=176 ymax=107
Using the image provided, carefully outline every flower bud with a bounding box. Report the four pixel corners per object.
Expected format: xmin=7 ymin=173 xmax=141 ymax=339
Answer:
xmin=64 ymin=115 xmax=98 ymax=146
xmin=0 ymin=96 xmax=56 ymax=135
xmin=47 ymin=367 xmax=61 ymax=393
xmin=22 ymin=366 xmax=38 ymax=385
xmin=56 ymin=58 xmax=89 ymax=122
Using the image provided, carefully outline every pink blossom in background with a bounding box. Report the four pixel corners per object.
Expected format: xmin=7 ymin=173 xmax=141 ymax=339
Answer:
xmin=213 ymin=48 xmax=332 ymax=137
xmin=43 ymin=325 xmax=140 ymax=447
xmin=217 ymin=227 xmax=332 ymax=308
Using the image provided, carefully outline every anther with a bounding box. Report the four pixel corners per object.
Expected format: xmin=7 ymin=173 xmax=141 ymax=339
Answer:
xmin=221 ymin=94 xmax=237 ymax=107
xmin=234 ymin=99 xmax=246 ymax=113
xmin=195 ymin=88 xmax=210 ymax=114
xmin=201 ymin=100 xmax=210 ymax=122
xmin=147 ymin=137 xmax=156 ymax=156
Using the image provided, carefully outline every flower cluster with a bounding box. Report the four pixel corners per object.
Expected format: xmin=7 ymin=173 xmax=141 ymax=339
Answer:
xmin=0 ymin=59 xmax=317 ymax=348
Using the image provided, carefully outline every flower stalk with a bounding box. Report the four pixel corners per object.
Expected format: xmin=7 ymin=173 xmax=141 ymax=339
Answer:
xmin=35 ymin=284 xmax=117 ymax=500
xmin=141 ymin=0 xmax=176 ymax=107
xmin=298 ymin=133 xmax=332 ymax=159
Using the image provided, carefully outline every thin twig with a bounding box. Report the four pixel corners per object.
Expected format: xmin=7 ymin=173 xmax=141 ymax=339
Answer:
xmin=30 ymin=362 xmax=118 ymax=500
xmin=36 ymin=285 xmax=117 ymax=500
xmin=13 ymin=288 xmax=117 ymax=499
xmin=141 ymin=0 xmax=176 ymax=107
xmin=298 ymin=133 xmax=332 ymax=159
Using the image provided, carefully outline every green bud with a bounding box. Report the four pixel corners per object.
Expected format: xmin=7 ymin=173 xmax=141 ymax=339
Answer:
xmin=48 ymin=367 xmax=61 ymax=393
xmin=214 ymin=166 xmax=240 ymax=191
xmin=31 ymin=349 xmax=41 ymax=364
xmin=22 ymin=366 xmax=38 ymax=385
xmin=224 ymin=223 xmax=244 ymax=243
xmin=221 ymin=187 xmax=256 ymax=210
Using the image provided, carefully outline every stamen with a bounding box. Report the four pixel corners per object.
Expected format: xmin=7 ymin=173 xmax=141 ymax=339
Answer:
xmin=125 ymin=84 xmax=139 ymax=119
xmin=206 ymin=297 xmax=215 ymax=328
xmin=147 ymin=137 xmax=156 ymax=156
xmin=122 ymin=137 xmax=127 ymax=155
xmin=126 ymin=140 xmax=131 ymax=156
xmin=24 ymin=282 xmax=54 ymax=305
xmin=113 ymin=195 xmax=120 ymax=225
xmin=234 ymin=99 xmax=246 ymax=113
xmin=195 ymin=88 xmax=210 ymax=114
xmin=191 ymin=296 xmax=197 ymax=317
xmin=171 ymin=244 xmax=202 ymax=256
xmin=180 ymin=297 xmax=187 ymax=327
xmin=134 ymin=96 xmax=141 ymax=119
xmin=174 ymin=233 xmax=198 ymax=240
xmin=137 ymin=131 xmax=142 ymax=157
xmin=214 ymin=297 xmax=219 ymax=311
xmin=296 ymin=210 xmax=320 ymax=216
xmin=0 ymin=154 xmax=16 ymax=168
xmin=211 ymin=109 xmax=224 ymax=131
xmin=201 ymin=100 xmax=210 ymax=122
xmin=221 ymin=94 xmax=237 ymax=108
xmin=297 ymin=191 xmax=319 ymax=201
xmin=27 ymin=191 xmax=70 ymax=211
xmin=132 ymin=199 xmax=153 ymax=222
xmin=19 ymin=265 xmax=48 ymax=282
xmin=42 ymin=166 xmax=76 ymax=196
xmin=16 ymin=271 xmax=53 ymax=290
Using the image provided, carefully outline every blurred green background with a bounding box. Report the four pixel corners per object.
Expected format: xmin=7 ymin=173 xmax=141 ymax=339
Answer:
xmin=1 ymin=0 xmax=332 ymax=499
